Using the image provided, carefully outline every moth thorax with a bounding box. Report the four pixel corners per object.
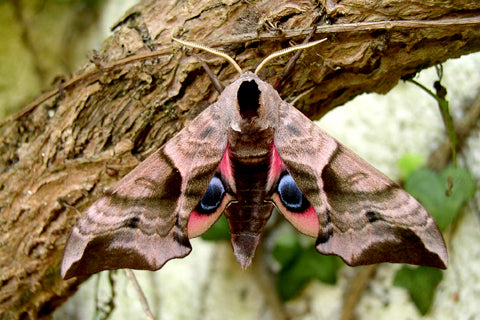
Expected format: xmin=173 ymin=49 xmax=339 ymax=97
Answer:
xmin=227 ymin=126 xmax=274 ymax=161
xmin=237 ymin=80 xmax=261 ymax=119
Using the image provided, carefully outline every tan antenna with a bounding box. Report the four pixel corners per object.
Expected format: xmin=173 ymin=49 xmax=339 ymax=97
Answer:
xmin=254 ymin=38 xmax=327 ymax=75
xmin=173 ymin=37 xmax=327 ymax=76
xmin=173 ymin=38 xmax=243 ymax=75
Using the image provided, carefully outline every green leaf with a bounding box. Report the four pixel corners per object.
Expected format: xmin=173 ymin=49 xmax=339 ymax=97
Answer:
xmin=409 ymin=77 xmax=458 ymax=166
xmin=441 ymin=166 xmax=477 ymax=201
xmin=404 ymin=166 xmax=476 ymax=230
xmin=273 ymin=234 xmax=342 ymax=300
xmin=393 ymin=266 xmax=443 ymax=315
xmin=398 ymin=154 xmax=425 ymax=180
xmin=200 ymin=215 xmax=230 ymax=241
xmin=272 ymin=233 xmax=302 ymax=266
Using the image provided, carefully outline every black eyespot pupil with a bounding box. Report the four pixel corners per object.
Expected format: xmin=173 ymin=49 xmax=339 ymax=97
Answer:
xmin=196 ymin=176 xmax=225 ymax=214
xmin=366 ymin=211 xmax=378 ymax=223
xmin=126 ymin=216 xmax=140 ymax=228
xmin=278 ymin=174 xmax=310 ymax=212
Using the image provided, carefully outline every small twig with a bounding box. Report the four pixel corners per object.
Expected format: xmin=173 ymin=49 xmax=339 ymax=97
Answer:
xmin=125 ymin=269 xmax=156 ymax=320
xmin=193 ymin=53 xmax=224 ymax=93
xmin=273 ymin=27 xmax=317 ymax=91
xmin=428 ymin=91 xmax=480 ymax=169
xmin=93 ymin=272 xmax=115 ymax=320
xmin=250 ymin=245 xmax=289 ymax=320
xmin=340 ymin=265 xmax=378 ymax=320
xmin=409 ymin=77 xmax=458 ymax=167
xmin=217 ymin=16 xmax=480 ymax=46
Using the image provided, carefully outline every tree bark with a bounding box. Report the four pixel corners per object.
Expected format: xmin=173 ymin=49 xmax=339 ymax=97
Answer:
xmin=0 ymin=0 xmax=479 ymax=318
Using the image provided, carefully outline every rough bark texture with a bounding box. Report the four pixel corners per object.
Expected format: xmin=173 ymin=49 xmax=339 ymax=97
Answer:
xmin=0 ymin=0 xmax=479 ymax=318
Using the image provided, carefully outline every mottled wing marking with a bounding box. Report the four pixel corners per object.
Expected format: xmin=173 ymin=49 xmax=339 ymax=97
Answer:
xmin=61 ymin=104 xmax=228 ymax=279
xmin=274 ymin=101 xmax=447 ymax=269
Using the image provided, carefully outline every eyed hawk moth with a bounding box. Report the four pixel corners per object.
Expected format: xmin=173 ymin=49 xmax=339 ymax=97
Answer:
xmin=61 ymin=39 xmax=447 ymax=279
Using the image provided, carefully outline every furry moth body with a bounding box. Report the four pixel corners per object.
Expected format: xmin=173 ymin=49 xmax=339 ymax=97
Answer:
xmin=61 ymin=69 xmax=447 ymax=280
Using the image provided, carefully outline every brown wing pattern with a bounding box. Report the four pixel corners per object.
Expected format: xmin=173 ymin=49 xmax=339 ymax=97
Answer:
xmin=274 ymin=101 xmax=447 ymax=269
xmin=61 ymin=104 xmax=228 ymax=279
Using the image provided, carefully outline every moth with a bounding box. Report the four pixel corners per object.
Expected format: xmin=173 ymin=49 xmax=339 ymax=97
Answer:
xmin=61 ymin=38 xmax=447 ymax=279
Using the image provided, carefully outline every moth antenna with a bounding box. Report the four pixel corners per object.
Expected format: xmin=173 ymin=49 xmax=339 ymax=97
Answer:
xmin=254 ymin=38 xmax=327 ymax=75
xmin=173 ymin=38 xmax=243 ymax=75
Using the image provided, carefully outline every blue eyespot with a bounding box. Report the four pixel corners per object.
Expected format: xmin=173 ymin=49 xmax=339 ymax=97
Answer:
xmin=196 ymin=176 xmax=225 ymax=214
xmin=278 ymin=174 xmax=310 ymax=212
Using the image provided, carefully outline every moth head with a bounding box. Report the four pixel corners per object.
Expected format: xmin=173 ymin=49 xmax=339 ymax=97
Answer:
xmin=172 ymin=37 xmax=327 ymax=131
xmin=229 ymin=73 xmax=283 ymax=131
